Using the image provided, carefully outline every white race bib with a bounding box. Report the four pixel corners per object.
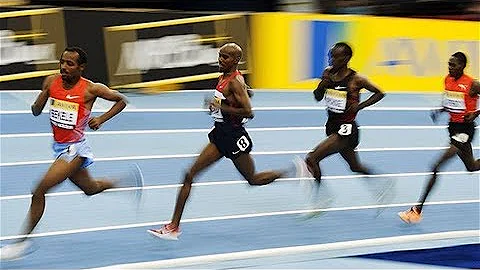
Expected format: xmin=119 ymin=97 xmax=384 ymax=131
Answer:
xmin=50 ymin=98 xmax=79 ymax=129
xmin=325 ymin=89 xmax=347 ymax=113
xmin=211 ymin=90 xmax=225 ymax=122
xmin=443 ymin=90 xmax=465 ymax=113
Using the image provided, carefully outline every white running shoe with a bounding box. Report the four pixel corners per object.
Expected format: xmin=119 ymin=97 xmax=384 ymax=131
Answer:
xmin=301 ymin=181 xmax=334 ymax=219
xmin=293 ymin=156 xmax=312 ymax=180
xmin=147 ymin=224 xmax=182 ymax=241
xmin=293 ymin=156 xmax=334 ymax=219
xmin=114 ymin=163 xmax=144 ymax=204
xmin=0 ymin=240 xmax=33 ymax=261
xmin=129 ymin=163 xmax=144 ymax=204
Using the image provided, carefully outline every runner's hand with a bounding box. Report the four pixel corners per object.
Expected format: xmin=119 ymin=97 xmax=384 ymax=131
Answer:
xmin=88 ymin=117 xmax=103 ymax=130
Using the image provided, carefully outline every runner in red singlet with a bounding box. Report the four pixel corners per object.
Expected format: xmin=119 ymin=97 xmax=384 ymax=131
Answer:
xmin=147 ymin=43 xmax=291 ymax=240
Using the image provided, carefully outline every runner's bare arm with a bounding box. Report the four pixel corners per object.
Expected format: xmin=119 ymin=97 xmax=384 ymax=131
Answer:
xmin=313 ymin=69 xmax=330 ymax=101
xmin=469 ymin=79 xmax=480 ymax=96
xmin=220 ymin=78 xmax=253 ymax=118
xmin=464 ymin=80 xmax=480 ymax=122
xmin=357 ymin=75 xmax=385 ymax=111
xmin=31 ymin=75 xmax=55 ymax=116
xmin=88 ymin=83 xmax=127 ymax=130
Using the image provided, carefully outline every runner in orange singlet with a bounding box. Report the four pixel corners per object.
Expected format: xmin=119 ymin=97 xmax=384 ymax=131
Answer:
xmin=1 ymin=47 xmax=142 ymax=260
xmin=398 ymin=52 xmax=480 ymax=223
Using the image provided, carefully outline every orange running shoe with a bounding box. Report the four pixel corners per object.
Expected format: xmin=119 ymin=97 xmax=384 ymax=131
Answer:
xmin=398 ymin=206 xmax=423 ymax=224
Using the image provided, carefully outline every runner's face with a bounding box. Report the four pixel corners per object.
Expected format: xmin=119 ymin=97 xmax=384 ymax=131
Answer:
xmin=218 ymin=47 xmax=237 ymax=72
xmin=328 ymin=47 xmax=349 ymax=71
xmin=60 ymin=51 xmax=83 ymax=82
xmin=448 ymin=56 xmax=464 ymax=78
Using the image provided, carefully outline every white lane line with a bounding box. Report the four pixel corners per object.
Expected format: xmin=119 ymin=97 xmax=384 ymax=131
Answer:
xmin=1 ymin=199 xmax=478 ymax=241
xmin=0 ymin=106 xmax=442 ymax=114
xmin=2 ymin=147 xmax=480 ymax=167
xmin=1 ymin=171 xmax=478 ymax=201
xmin=0 ymin=125 xmax=461 ymax=138
xmin=89 ymin=229 xmax=479 ymax=269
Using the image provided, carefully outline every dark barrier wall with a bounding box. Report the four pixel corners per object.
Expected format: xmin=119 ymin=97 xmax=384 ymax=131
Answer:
xmin=103 ymin=13 xmax=250 ymax=91
xmin=62 ymin=9 xmax=202 ymax=86
xmin=1 ymin=8 xmax=250 ymax=90
xmin=0 ymin=8 xmax=66 ymax=90
xmin=30 ymin=0 xmax=276 ymax=11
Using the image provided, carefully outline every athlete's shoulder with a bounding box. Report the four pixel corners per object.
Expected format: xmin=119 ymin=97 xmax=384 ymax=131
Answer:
xmin=81 ymin=77 xmax=95 ymax=86
xmin=234 ymin=73 xmax=245 ymax=84
xmin=351 ymin=71 xmax=368 ymax=84
xmin=45 ymin=74 xmax=61 ymax=84
xmin=84 ymin=79 xmax=113 ymax=97
xmin=43 ymin=74 xmax=60 ymax=91
xmin=462 ymin=73 xmax=474 ymax=82
xmin=229 ymin=74 xmax=247 ymax=93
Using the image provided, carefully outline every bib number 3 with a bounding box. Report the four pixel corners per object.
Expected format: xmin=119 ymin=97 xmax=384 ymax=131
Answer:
xmin=338 ymin=124 xmax=353 ymax=136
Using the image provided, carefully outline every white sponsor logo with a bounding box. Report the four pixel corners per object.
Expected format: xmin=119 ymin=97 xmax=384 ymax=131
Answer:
xmin=66 ymin=95 xmax=80 ymax=99
xmin=115 ymin=34 xmax=218 ymax=75
xmin=0 ymin=30 xmax=57 ymax=66
xmin=452 ymin=133 xmax=469 ymax=143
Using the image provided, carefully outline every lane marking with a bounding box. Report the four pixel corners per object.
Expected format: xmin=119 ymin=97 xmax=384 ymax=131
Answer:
xmin=0 ymin=125 xmax=461 ymax=138
xmin=1 ymin=147 xmax=479 ymax=167
xmin=0 ymin=106 xmax=442 ymax=114
xmin=90 ymin=230 xmax=480 ymax=269
xmin=1 ymin=200 xmax=478 ymax=241
xmin=1 ymin=170 xmax=478 ymax=201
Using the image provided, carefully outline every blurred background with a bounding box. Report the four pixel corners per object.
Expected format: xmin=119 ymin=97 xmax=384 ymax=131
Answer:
xmin=0 ymin=0 xmax=478 ymax=93
xmin=3 ymin=0 xmax=478 ymax=16
xmin=1 ymin=1 xmax=479 ymax=269
xmin=12 ymin=0 xmax=480 ymax=17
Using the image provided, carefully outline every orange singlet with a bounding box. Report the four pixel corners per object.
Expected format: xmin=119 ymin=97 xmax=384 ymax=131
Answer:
xmin=49 ymin=76 xmax=91 ymax=143
xmin=443 ymin=74 xmax=478 ymax=123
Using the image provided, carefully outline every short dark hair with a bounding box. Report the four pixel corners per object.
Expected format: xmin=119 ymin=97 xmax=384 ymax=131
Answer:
xmin=333 ymin=42 xmax=353 ymax=58
xmin=64 ymin=46 xmax=88 ymax=65
xmin=452 ymin=51 xmax=467 ymax=67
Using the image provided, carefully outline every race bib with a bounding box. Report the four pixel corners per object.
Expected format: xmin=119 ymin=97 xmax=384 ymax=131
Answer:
xmin=338 ymin=123 xmax=353 ymax=136
xmin=211 ymin=90 xmax=225 ymax=122
xmin=443 ymin=90 xmax=465 ymax=113
xmin=50 ymin=98 xmax=79 ymax=129
xmin=325 ymin=89 xmax=347 ymax=113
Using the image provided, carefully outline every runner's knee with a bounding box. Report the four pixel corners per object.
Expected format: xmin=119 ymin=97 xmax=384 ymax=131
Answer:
xmin=31 ymin=178 xmax=54 ymax=196
xmin=183 ymin=170 xmax=195 ymax=185
xmin=31 ymin=190 xmax=45 ymax=201
xmin=349 ymin=165 xmax=363 ymax=173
